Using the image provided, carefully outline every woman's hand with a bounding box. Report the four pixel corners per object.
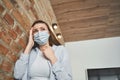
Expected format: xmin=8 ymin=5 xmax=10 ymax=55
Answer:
xmin=28 ymin=27 xmax=34 ymax=47
xmin=24 ymin=28 xmax=34 ymax=54
xmin=42 ymin=45 xmax=57 ymax=65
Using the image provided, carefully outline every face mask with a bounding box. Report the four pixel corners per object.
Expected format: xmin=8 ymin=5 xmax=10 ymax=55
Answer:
xmin=33 ymin=31 xmax=50 ymax=45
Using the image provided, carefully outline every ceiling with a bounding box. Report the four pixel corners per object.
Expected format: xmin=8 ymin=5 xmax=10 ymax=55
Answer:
xmin=50 ymin=0 xmax=120 ymax=42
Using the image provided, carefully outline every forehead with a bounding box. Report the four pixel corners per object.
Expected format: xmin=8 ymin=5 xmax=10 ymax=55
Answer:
xmin=33 ymin=23 xmax=48 ymax=29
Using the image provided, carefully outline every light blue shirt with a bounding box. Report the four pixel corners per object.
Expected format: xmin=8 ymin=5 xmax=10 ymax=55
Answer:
xmin=14 ymin=45 xmax=72 ymax=80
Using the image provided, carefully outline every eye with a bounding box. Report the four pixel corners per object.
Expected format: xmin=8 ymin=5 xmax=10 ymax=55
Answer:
xmin=33 ymin=29 xmax=38 ymax=34
xmin=41 ymin=27 xmax=45 ymax=31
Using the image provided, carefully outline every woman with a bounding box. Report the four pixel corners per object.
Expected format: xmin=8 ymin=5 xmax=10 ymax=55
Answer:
xmin=14 ymin=20 xmax=72 ymax=80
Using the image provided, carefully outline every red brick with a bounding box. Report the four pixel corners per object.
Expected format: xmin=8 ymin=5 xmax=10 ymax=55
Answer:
xmin=0 ymin=62 xmax=2 ymax=70
xmin=18 ymin=38 xmax=26 ymax=48
xmin=10 ymin=41 xmax=22 ymax=53
xmin=15 ymin=25 xmax=22 ymax=35
xmin=0 ymin=55 xmax=3 ymax=65
xmin=3 ymin=13 xmax=14 ymax=25
xmin=0 ymin=31 xmax=12 ymax=44
xmin=22 ymin=15 xmax=31 ymax=29
xmin=0 ymin=4 xmax=4 ymax=13
xmin=30 ymin=7 xmax=38 ymax=19
xmin=0 ymin=73 xmax=4 ymax=80
xmin=9 ymin=0 xmax=17 ymax=6
xmin=6 ymin=52 xmax=18 ymax=63
xmin=1 ymin=60 xmax=13 ymax=72
xmin=12 ymin=9 xmax=31 ymax=31
xmin=12 ymin=9 xmax=27 ymax=30
xmin=8 ymin=29 xmax=17 ymax=39
xmin=2 ymin=0 xmax=13 ymax=10
xmin=0 ymin=44 xmax=9 ymax=55
xmin=0 ymin=31 xmax=2 ymax=38
xmin=29 ymin=0 xmax=35 ymax=5
xmin=4 ymin=76 xmax=14 ymax=80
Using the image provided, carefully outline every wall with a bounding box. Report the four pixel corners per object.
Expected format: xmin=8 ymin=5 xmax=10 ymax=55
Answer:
xmin=65 ymin=37 xmax=120 ymax=80
xmin=0 ymin=0 xmax=57 ymax=80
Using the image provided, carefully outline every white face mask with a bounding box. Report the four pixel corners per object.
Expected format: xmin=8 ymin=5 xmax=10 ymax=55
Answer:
xmin=33 ymin=31 xmax=50 ymax=45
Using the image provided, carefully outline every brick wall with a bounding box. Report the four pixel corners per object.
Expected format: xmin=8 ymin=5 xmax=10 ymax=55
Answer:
xmin=0 ymin=0 xmax=58 ymax=80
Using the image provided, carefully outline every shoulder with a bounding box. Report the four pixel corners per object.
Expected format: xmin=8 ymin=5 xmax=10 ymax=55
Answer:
xmin=53 ymin=45 xmax=66 ymax=51
xmin=53 ymin=45 xmax=65 ymax=49
xmin=53 ymin=45 xmax=70 ymax=62
xmin=53 ymin=45 xmax=68 ymax=56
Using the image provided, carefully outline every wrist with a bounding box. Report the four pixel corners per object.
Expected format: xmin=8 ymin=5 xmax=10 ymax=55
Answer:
xmin=27 ymin=41 xmax=34 ymax=47
xmin=24 ymin=43 xmax=33 ymax=54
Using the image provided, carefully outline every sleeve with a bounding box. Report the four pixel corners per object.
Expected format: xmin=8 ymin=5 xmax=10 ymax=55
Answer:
xmin=52 ymin=46 xmax=72 ymax=80
xmin=14 ymin=53 xmax=29 ymax=79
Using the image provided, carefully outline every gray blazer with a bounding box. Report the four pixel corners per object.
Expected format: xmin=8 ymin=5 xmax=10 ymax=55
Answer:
xmin=14 ymin=45 xmax=72 ymax=80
